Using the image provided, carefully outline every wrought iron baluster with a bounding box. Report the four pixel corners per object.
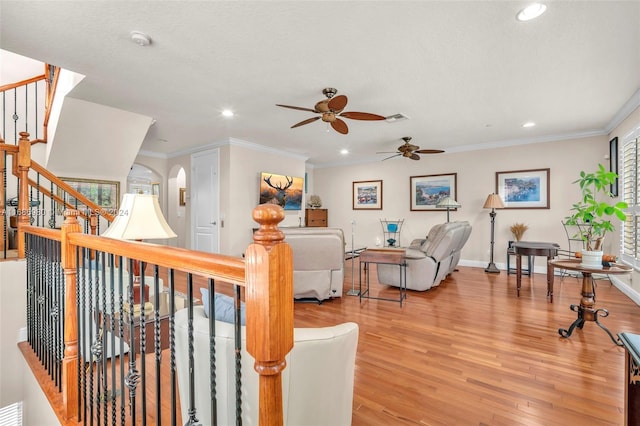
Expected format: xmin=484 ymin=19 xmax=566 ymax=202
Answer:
xmin=234 ymin=283 xmax=243 ymax=425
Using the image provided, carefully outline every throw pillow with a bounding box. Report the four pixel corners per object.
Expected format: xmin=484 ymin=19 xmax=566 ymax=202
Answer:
xmin=200 ymin=287 xmax=246 ymax=325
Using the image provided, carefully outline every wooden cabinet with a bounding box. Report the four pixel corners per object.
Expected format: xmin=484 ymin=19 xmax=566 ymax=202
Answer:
xmin=305 ymin=208 xmax=327 ymax=227
xmin=620 ymin=332 xmax=640 ymax=425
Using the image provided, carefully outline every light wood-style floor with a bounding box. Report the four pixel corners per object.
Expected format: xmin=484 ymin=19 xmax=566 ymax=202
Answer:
xmin=25 ymin=261 xmax=639 ymax=425
xmin=291 ymin=262 xmax=639 ymax=425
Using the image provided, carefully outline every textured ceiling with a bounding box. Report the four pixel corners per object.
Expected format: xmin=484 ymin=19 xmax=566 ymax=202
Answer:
xmin=1 ymin=1 xmax=639 ymax=167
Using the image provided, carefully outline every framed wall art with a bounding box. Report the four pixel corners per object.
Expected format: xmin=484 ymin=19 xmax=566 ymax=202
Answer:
xmin=609 ymin=136 xmax=618 ymax=196
xmin=353 ymin=180 xmax=382 ymax=210
xmin=496 ymin=168 xmax=550 ymax=209
xmin=259 ymin=172 xmax=304 ymax=210
xmin=59 ymin=177 xmax=120 ymax=212
xmin=410 ymin=173 xmax=457 ymax=211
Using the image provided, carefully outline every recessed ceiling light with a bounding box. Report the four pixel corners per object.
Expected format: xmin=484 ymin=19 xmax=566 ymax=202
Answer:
xmin=221 ymin=109 xmax=234 ymax=117
xmin=516 ymin=3 xmax=547 ymax=21
xmin=522 ymin=122 xmax=536 ymax=128
xmin=340 ymin=149 xmax=349 ymax=155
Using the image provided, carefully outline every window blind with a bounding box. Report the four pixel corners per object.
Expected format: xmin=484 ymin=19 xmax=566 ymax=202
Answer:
xmin=621 ymin=130 xmax=639 ymax=269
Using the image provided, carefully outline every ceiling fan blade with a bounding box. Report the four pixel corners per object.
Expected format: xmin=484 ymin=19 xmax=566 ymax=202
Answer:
xmin=414 ymin=149 xmax=445 ymax=154
xmin=327 ymin=95 xmax=348 ymax=112
xmin=331 ymin=118 xmax=349 ymax=134
xmin=410 ymin=153 xmax=420 ymax=160
xmin=291 ymin=116 xmax=320 ymax=128
xmin=339 ymin=111 xmax=386 ymax=121
xmin=376 ymin=151 xmax=399 ymax=154
xmin=276 ymin=104 xmax=318 ymax=113
xmin=382 ymin=153 xmax=401 ymax=161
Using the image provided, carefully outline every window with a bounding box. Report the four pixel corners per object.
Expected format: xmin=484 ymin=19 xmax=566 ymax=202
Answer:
xmin=620 ymin=125 xmax=640 ymax=269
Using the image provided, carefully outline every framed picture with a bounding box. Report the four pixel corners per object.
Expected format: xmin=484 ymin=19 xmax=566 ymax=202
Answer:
xmin=259 ymin=172 xmax=304 ymax=210
xmin=410 ymin=173 xmax=457 ymax=211
xmin=496 ymin=168 xmax=550 ymax=209
xmin=179 ymin=188 xmax=186 ymax=206
xmin=609 ymin=137 xmax=618 ymax=196
xmin=353 ymin=180 xmax=383 ymax=210
xmin=59 ymin=177 xmax=120 ymax=212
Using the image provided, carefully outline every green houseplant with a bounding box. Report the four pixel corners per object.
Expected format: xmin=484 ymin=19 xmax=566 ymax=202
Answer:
xmin=565 ymin=164 xmax=627 ymax=264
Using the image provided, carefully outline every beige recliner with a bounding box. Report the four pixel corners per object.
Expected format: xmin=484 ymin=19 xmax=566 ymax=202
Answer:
xmin=281 ymin=227 xmax=345 ymax=300
xmin=174 ymin=306 xmax=359 ymax=425
xmin=377 ymin=221 xmax=472 ymax=291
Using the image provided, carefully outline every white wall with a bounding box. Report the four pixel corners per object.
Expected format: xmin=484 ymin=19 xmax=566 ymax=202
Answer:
xmin=0 ymin=260 xmax=58 ymax=425
xmin=314 ymin=134 xmax=608 ymax=271
xmin=225 ymin=143 xmax=306 ymax=257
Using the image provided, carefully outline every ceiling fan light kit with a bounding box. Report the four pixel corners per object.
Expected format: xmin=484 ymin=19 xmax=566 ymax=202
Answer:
xmin=276 ymin=87 xmax=386 ymax=135
xmin=377 ymin=136 xmax=445 ymax=161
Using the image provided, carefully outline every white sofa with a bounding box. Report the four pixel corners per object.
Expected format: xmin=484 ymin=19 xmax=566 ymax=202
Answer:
xmin=377 ymin=221 xmax=472 ymax=291
xmin=174 ymin=306 xmax=359 ymax=425
xmin=281 ymin=227 xmax=345 ymax=300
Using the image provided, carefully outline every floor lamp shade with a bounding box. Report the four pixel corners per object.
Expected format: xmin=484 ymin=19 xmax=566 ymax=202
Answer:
xmin=483 ymin=193 xmax=504 ymax=273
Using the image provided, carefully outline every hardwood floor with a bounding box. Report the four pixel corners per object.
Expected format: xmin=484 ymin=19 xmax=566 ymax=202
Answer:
xmin=26 ymin=262 xmax=638 ymax=425
xmin=292 ymin=263 xmax=639 ymax=425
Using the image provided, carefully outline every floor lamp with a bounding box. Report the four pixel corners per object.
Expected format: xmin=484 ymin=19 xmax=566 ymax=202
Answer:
xmin=483 ymin=193 xmax=504 ymax=274
xmin=102 ymin=193 xmax=177 ymax=305
xmin=346 ymin=219 xmax=360 ymax=296
xmin=436 ymin=197 xmax=461 ymax=222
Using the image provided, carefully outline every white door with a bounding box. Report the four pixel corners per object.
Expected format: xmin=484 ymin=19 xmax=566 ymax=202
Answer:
xmin=191 ymin=149 xmax=219 ymax=253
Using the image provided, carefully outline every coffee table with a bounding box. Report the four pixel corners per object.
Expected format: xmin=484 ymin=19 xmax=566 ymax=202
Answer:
xmin=549 ymin=259 xmax=632 ymax=346
xmin=359 ymin=248 xmax=407 ymax=306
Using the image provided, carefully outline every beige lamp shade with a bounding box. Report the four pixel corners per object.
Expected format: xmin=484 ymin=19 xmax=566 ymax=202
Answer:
xmin=483 ymin=193 xmax=505 ymax=209
xmin=436 ymin=197 xmax=461 ymax=208
xmin=102 ymin=193 xmax=177 ymax=240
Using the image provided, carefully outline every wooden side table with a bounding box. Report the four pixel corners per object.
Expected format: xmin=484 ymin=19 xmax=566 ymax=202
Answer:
xmin=512 ymin=241 xmax=560 ymax=302
xmin=550 ymin=259 xmax=632 ymax=346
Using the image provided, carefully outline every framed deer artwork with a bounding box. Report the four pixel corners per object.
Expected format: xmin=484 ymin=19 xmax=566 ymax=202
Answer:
xmin=259 ymin=172 xmax=304 ymax=210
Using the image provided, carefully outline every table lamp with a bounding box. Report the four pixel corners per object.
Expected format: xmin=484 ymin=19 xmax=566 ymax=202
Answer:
xmin=102 ymin=193 xmax=177 ymax=305
xmin=436 ymin=197 xmax=461 ymax=222
xmin=483 ymin=193 xmax=504 ymax=273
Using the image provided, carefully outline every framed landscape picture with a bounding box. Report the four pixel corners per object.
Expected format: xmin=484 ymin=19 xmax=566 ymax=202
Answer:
xmin=353 ymin=180 xmax=382 ymax=210
xmin=59 ymin=177 xmax=120 ymax=212
xmin=410 ymin=173 xmax=457 ymax=211
xmin=496 ymin=168 xmax=550 ymax=209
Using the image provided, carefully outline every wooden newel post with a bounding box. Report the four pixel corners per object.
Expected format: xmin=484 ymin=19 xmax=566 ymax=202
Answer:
xmin=61 ymin=209 xmax=82 ymax=420
xmin=17 ymin=132 xmax=31 ymax=258
xmin=245 ymin=204 xmax=294 ymax=425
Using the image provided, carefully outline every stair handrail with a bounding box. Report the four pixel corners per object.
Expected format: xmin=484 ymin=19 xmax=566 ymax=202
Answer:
xmin=0 ymin=63 xmax=60 ymax=145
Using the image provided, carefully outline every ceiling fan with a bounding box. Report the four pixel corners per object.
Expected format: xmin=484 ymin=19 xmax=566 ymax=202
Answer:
xmin=377 ymin=137 xmax=445 ymax=161
xmin=276 ymin=87 xmax=386 ymax=135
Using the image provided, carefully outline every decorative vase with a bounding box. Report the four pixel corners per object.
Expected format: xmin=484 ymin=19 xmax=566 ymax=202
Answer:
xmin=580 ymin=250 xmax=603 ymax=269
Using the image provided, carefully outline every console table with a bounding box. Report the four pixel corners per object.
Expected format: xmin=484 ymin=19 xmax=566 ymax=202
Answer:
xmin=359 ymin=248 xmax=407 ymax=306
xmin=549 ymin=259 xmax=632 ymax=346
xmin=619 ymin=332 xmax=640 ymax=424
xmin=512 ymin=241 xmax=559 ymax=302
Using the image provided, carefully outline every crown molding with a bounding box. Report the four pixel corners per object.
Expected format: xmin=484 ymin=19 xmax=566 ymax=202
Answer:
xmin=605 ymin=88 xmax=640 ymax=134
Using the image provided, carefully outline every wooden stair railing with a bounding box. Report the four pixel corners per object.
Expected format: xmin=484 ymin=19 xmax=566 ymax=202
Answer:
xmin=0 ymin=132 xmax=117 ymax=257
xmin=22 ymin=203 xmax=293 ymax=425
xmin=0 ymin=63 xmax=60 ymax=145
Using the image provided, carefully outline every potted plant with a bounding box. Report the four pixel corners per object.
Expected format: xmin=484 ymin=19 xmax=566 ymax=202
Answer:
xmin=565 ymin=163 xmax=627 ymax=268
